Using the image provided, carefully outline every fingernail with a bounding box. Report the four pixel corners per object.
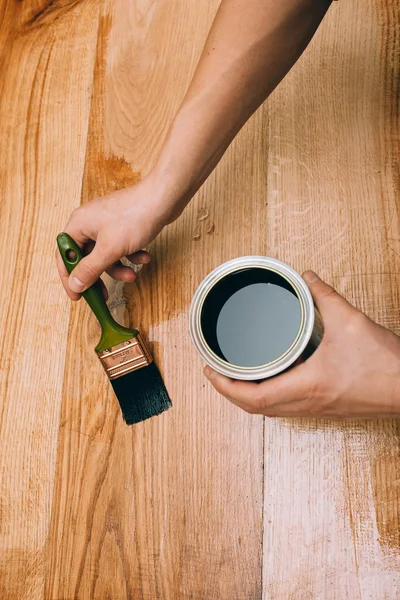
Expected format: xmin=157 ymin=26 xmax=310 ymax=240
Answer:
xmin=123 ymin=271 xmax=135 ymax=281
xmin=303 ymin=271 xmax=320 ymax=284
xmin=204 ymin=365 xmax=214 ymax=378
xmin=69 ymin=276 xmax=85 ymax=293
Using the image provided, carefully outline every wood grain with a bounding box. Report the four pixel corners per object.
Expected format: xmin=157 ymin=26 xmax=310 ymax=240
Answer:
xmin=45 ymin=1 xmax=264 ymax=599
xmin=0 ymin=0 xmax=399 ymax=599
xmin=0 ymin=1 xmax=101 ymax=599
xmin=263 ymin=1 xmax=400 ymax=597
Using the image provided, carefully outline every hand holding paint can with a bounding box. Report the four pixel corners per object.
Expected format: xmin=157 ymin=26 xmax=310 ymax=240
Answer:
xmin=189 ymin=257 xmax=324 ymax=380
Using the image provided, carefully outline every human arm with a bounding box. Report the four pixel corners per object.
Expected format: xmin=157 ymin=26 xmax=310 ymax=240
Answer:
xmin=57 ymin=0 xmax=333 ymax=297
xmin=205 ymin=272 xmax=400 ymax=418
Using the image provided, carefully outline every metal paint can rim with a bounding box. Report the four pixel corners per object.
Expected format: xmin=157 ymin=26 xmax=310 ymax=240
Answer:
xmin=188 ymin=256 xmax=315 ymax=380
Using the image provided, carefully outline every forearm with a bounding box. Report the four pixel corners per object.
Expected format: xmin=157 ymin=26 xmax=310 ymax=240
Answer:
xmin=151 ymin=0 xmax=332 ymax=221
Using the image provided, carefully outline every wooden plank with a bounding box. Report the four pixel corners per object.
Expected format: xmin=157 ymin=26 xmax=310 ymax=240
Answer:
xmin=262 ymin=0 xmax=400 ymax=597
xmin=46 ymin=1 xmax=265 ymax=598
xmin=0 ymin=2 xmax=101 ymax=599
xmin=1 ymin=0 xmax=399 ymax=598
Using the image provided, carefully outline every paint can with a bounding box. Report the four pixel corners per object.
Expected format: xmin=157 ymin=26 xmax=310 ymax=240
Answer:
xmin=189 ymin=256 xmax=324 ymax=381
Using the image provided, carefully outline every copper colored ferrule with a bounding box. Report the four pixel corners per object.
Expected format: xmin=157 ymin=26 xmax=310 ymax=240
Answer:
xmin=98 ymin=334 xmax=153 ymax=380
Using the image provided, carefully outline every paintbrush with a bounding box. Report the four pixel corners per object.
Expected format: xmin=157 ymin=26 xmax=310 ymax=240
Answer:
xmin=57 ymin=232 xmax=171 ymax=425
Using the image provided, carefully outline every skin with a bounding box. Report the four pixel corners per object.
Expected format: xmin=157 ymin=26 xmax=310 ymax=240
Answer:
xmin=57 ymin=0 xmax=400 ymax=417
xmin=205 ymin=272 xmax=400 ymax=419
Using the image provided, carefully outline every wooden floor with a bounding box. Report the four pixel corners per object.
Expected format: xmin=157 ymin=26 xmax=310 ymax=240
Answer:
xmin=0 ymin=0 xmax=399 ymax=598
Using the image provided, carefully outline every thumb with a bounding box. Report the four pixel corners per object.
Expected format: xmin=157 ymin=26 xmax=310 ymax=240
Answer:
xmin=68 ymin=243 xmax=117 ymax=293
xmin=205 ymin=362 xmax=315 ymax=415
xmin=302 ymin=271 xmax=354 ymax=321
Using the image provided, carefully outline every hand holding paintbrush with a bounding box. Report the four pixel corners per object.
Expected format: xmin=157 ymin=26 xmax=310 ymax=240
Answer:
xmin=56 ymin=1 xmax=330 ymax=299
xmin=57 ymin=233 xmax=171 ymax=425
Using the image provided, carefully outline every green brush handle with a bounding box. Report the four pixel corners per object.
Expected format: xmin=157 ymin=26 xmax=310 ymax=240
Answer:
xmin=57 ymin=232 xmax=138 ymax=352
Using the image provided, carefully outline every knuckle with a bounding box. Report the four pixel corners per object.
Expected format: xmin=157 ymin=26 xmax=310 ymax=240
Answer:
xmin=99 ymin=236 xmax=115 ymax=251
xmin=77 ymin=261 xmax=98 ymax=280
xmin=306 ymin=378 xmax=347 ymax=418
xmin=319 ymin=284 xmax=337 ymax=299
xmin=70 ymin=206 xmax=83 ymax=221
xmin=345 ymin=310 xmax=368 ymax=335
xmin=244 ymin=393 xmax=265 ymax=415
xmin=98 ymin=235 xmax=119 ymax=259
xmin=300 ymin=378 xmax=325 ymax=415
xmin=253 ymin=392 xmax=268 ymax=413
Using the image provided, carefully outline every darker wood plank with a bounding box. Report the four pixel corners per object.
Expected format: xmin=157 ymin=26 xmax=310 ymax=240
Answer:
xmin=46 ymin=2 xmax=265 ymax=598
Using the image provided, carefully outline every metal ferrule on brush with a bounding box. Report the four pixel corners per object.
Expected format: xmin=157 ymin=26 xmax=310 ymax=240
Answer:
xmin=98 ymin=334 xmax=153 ymax=380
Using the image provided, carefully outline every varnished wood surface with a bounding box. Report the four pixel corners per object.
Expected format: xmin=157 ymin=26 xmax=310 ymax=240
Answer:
xmin=0 ymin=1 xmax=399 ymax=598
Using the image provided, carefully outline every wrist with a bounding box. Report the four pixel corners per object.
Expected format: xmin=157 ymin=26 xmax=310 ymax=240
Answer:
xmin=149 ymin=163 xmax=193 ymax=224
xmin=147 ymin=100 xmax=236 ymax=223
xmin=131 ymin=169 xmax=188 ymax=229
xmin=142 ymin=83 xmax=242 ymax=224
xmin=149 ymin=116 xmax=206 ymax=223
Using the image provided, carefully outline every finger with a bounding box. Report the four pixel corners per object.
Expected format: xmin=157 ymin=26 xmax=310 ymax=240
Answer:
xmin=204 ymin=366 xmax=263 ymax=412
xmin=63 ymin=221 xmax=91 ymax=247
xmin=56 ymin=245 xmax=109 ymax=302
xmin=204 ymin=362 xmax=315 ymax=416
xmin=106 ymin=261 xmax=137 ymax=282
xmin=68 ymin=242 xmax=120 ymax=294
xmin=302 ymin=271 xmax=356 ymax=322
xmin=56 ymin=247 xmax=81 ymax=301
xmin=126 ymin=250 xmax=151 ymax=265
xmin=57 ymin=221 xmax=91 ymax=299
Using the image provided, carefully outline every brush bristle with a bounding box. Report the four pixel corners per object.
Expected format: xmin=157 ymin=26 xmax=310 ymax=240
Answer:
xmin=110 ymin=362 xmax=171 ymax=425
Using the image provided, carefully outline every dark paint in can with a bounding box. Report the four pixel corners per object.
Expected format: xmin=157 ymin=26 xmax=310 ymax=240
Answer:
xmin=189 ymin=257 xmax=323 ymax=381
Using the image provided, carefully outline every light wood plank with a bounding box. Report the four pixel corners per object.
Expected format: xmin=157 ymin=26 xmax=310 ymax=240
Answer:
xmin=263 ymin=1 xmax=400 ymax=597
xmin=46 ymin=1 xmax=265 ymax=598
xmin=0 ymin=2 xmax=101 ymax=599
